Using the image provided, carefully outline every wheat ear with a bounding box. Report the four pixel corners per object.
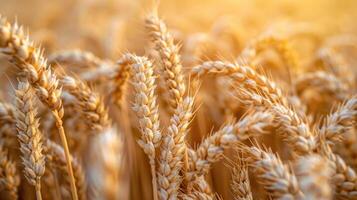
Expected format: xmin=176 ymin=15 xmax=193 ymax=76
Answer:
xmin=0 ymin=15 xmax=77 ymax=200
xmin=112 ymin=55 xmax=131 ymax=108
xmin=61 ymin=75 xmax=111 ymax=132
xmin=230 ymin=160 xmax=253 ymax=200
xmin=294 ymin=71 xmax=348 ymax=100
xmin=117 ymin=53 xmax=161 ymax=200
xmin=145 ymin=14 xmax=186 ymax=111
xmin=236 ymin=85 xmax=315 ymax=155
xmin=15 ymin=81 xmax=45 ymax=200
xmin=319 ymin=143 xmax=357 ymax=198
xmin=187 ymin=111 xmax=273 ymax=180
xmin=318 ymin=96 xmax=357 ymax=145
xmin=190 ymin=61 xmax=286 ymax=104
xmin=192 ymin=61 xmax=315 ymax=154
xmin=0 ymin=142 xmax=20 ymax=200
xmin=294 ymin=155 xmax=332 ymax=200
xmin=244 ymin=146 xmax=303 ymax=199
xmin=157 ymin=97 xmax=194 ymax=199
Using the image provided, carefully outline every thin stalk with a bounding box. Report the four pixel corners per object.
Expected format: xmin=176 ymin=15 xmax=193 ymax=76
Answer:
xmin=53 ymin=111 xmax=78 ymax=200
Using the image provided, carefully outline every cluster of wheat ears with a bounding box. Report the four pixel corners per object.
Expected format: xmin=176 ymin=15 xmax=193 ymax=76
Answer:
xmin=0 ymin=4 xmax=356 ymax=200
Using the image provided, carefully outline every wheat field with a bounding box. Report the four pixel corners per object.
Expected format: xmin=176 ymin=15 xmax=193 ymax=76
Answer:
xmin=0 ymin=0 xmax=356 ymax=199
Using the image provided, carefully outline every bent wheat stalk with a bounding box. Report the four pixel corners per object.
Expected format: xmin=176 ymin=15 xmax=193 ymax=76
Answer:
xmin=0 ymin=16 xmax=77 ymax=200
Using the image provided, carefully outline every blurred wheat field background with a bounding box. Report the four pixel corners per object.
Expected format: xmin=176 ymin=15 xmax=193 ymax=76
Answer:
xmin=0 ymin=0 xmax=356 ymax=199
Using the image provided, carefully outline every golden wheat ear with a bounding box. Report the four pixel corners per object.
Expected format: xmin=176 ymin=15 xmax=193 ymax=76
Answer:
xmin=117 ymin=53 xmax=161 ymax=200
xmin=243 ymin=145 xmax=303 ymax=199
xmin=157 ymin=96 xmax=194 ymax=199
xmin=0 ymin=15 xmax=78 ymax=200
xmin=15 ymin=81 xmax=45 ymax=200
xmin=317 ymin=96 xmax=357 ymax=145
xmin=319 ymin=142 xmax=357 ymax=199
xmin=61 ymin=75 xmax=111 ymax=133
xmin=145 ymin=13 xmax=186 ymax=112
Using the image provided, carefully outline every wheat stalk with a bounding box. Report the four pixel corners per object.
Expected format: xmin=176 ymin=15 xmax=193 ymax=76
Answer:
xmin=45 ymin=140 xmax=86 ymax=200
xmin=0 ymin=15 xmax=77 ymax=200
xmin=15 ymin=81 xmax=45 ymax=200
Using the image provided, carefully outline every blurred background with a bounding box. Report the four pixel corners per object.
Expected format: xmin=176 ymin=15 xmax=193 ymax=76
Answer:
xmin=0 ymin=0 xmax=356 ymax=58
